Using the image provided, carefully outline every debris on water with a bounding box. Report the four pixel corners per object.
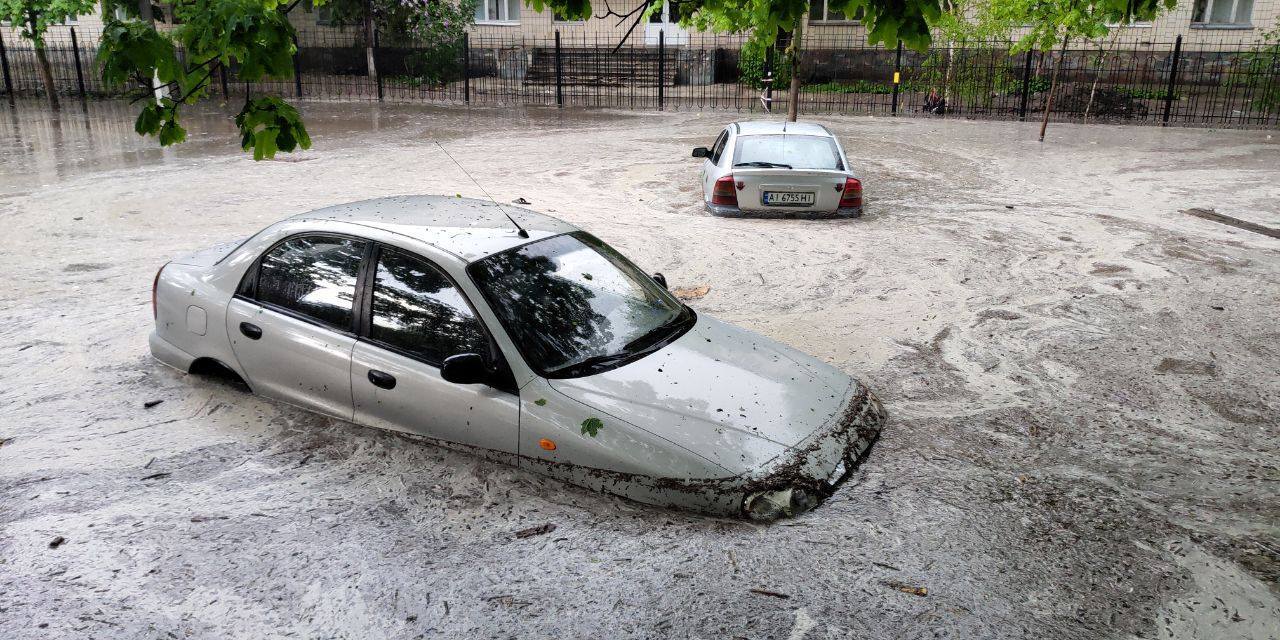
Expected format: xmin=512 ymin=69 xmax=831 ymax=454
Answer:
xmin=672 ymin=285 xmax=711 ymax=300
xmin=143 ymin=399 xmax=164 ymax=409
xmin=883 ymin=581 xmax=928 ymax=597
xmin=72 ymin=216 xmax=83 ymax=221
xmin=514 ymin=523 xmax=557 ymax=539
xmin=1005 ymin=205 xmax=1015 ymax=209
xmin=1211 ymin=305 xmax=1225 ymax=311
xmin=749 ymin=588 xmax=791 ymax=599
xmin=140 ymin=472 xmax=171 ymax=481
xmin=581 ymin=417 xmax=603 ymax=437
xmin=513 ymin=197 xmax=530 ymax=204
xmin=143 ymin=457 xmax=156 ymax=469
xmin=1155 ymin=358 xmax=1216 ymax=376
xmin=48 ymin=536 xmax=66 ymax=549
xmin=190 ymin=515 xmax=229 ymax=523
xmin=872 ymin=561 xmax=901 ymax=571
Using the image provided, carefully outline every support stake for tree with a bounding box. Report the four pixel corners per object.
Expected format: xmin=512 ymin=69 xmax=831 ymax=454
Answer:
xmin=891 ymin=40 xmax=903 ymax=115
xmin=1039 ymin=37 xmax=1068 ymax=142
xmin=555 ymin=30 xmax=563 ymax=107
xmin=1162 ymin=35 xmax=1182 ymax=127
xmin=463 ymin=33 xmax=470 ymax=104
xmin=220 ymin=62 xmax=230 ymax=100
xmin=70 ymin=28 xmax=86 ymax=99
xmin=374 ymin=27 xmax=384 ymax=102
xmin=292 ymin=33 xmax=303 ymax=98
xmin=1018 ymin=51 xmax=1033 ymax=121
xmin=658 ymin=30 xmax=665 ymax=111
xmin=0 ymin=29 xmax=15 ymax=102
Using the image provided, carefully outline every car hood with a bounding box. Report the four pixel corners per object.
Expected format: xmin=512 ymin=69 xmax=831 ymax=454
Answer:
xmin=548 ymin=314 xmax=856 ymax=475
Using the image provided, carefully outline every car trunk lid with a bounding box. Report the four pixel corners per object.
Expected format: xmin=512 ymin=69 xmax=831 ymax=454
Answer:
xmin=731 ymin=168 xmax=848 ymax=213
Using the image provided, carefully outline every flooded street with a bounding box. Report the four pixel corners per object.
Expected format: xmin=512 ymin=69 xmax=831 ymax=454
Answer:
xmin=1 ymin=99 xmax=1278 ymax=639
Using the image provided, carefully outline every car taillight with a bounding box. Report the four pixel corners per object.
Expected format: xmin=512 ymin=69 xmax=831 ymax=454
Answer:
xmin=711 ymin=175 xmax=738 ymax=206
xmin=152 ymin=262 xmax=168 ymax=320
xmin=839 ymin=178 xmax=863 ymax=209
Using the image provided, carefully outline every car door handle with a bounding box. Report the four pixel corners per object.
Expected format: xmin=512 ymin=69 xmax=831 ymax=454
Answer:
xmin=239 ymin=322 xmax=262 ymax=340
xmin=367 ymin=369 xmax=397 ymax=390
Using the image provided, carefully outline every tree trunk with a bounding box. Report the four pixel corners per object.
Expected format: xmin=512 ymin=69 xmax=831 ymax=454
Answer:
xmin=364 ymin=0 xmax=378 ymax=79
xmin=1039 ymin=37 xmax=1068 ymax=142
xmin=27 ymin=13 xmax=59 ymax=110
xmin=1083 ymin=33 xmax=1117 ymax=123
xmin=785 ymin=14 xmax=804 ymax=122
xmin=943 ymin=40 xmax=955 ymax=110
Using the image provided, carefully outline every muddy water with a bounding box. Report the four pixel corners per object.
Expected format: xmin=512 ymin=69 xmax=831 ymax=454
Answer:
xmin=0 ymin=100 xmax=1277 ymax=639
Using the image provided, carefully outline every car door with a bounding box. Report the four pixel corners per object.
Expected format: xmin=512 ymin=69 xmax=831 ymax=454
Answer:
xmin=349 ymin=245 xmax=519 ymax=456
xmin=226 ymin=234 xmax=366 ymax=420
xmin=702 ymin=128 xmax=729 ymax=199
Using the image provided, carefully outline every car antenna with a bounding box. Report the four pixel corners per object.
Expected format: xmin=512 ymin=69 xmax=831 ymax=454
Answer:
xmin=433 ymin=141 xmax=529 ymax=238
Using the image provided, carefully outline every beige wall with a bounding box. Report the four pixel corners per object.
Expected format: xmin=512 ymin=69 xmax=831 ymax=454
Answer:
xmin=4 ymin=0 xmax=1278 ymax=49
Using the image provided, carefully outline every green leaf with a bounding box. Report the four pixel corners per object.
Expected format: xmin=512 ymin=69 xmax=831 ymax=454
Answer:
xmin=581 ymin=417 xmax=603 ymax=437
xmin=534 ymin=398 xmax=547 ymax=406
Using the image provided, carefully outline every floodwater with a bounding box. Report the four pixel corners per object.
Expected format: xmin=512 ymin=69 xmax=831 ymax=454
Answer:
xmin=1 ymin=99 xmax=1278 ymax=639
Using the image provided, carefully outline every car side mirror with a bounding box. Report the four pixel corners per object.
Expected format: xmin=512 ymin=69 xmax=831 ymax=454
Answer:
xmin=441 ymin=353 xmax=487 ymax=385
xmin=692 ymin=147 xmax=709 ymax=158
xmin=652 ymin=272 xmax=668 ymax=289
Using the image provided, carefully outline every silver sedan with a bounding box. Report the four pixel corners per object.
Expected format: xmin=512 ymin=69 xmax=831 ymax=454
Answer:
xmin=150 ymin=196 xmax=886 ymax=519
xmin=694 ymin=120 xmax=863 ymax=217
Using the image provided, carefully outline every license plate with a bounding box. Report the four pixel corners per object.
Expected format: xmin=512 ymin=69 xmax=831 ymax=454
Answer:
xmin=763 ymin=191 xmax=815 ymax=206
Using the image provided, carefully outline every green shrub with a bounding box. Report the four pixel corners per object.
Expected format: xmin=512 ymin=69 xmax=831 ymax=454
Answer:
xmin=804 ymin=80 xmax=894 ymax=94
xmin=401 ymin=39 xmax=464 ymax=87
xmin=738 ymin=47 xmax=791 ymax=90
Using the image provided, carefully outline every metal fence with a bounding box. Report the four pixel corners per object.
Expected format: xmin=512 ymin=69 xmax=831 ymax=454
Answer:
xmin=3 ymin=28 xmax=1278 ymax=129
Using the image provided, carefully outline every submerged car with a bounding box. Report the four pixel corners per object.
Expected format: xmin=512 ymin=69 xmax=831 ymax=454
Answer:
xmin=694 ymin=120 xmax=863 ymax=217
xmin=150 ymin=196 xmax=886 ymax=519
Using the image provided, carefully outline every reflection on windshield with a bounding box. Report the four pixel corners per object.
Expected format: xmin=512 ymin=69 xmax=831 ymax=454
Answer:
xmin=469 ymin=232 xmax=690 ymax=377
xmin=733 ymin=135 xmax=843 ymax=170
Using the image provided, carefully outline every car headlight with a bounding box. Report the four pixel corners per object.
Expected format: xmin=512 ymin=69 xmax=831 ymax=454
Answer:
xmin=744 ymin=487 xmax=821 ymax=521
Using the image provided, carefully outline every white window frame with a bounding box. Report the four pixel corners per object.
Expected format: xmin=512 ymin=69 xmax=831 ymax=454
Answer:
xmin=808 ymin=0 xmax=861 ymax=23
xmin=1191 ymin=0 xmax=1254 ymax=26
xmin=475 ymin=0 xmax=521 ymax=25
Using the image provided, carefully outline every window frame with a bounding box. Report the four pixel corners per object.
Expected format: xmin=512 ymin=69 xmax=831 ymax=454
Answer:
xmin=1191 ymin=0 xmax=1254 ymax=26
xmin=235 ymin=232 xmax=372 ymax=336
xmin=355 ymin=243 xmax=498 ymax=370
xmin=475 ymin=0 xmax=521 ymax=25
xmin=808 ymin=0 xmax=861 ymax=23
xmin=710 ymin=129 xmax=729 ymax=164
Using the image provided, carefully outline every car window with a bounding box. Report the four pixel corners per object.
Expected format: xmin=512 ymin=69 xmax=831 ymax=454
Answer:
xmin=369 ymin=249 xmax=487 ymax=365
xmin=710 ymin=130 xmax=729 ymax=163
xmin=256 ymin=235 xmax=366 ymax=330
xmin=733 ymin=135 xmax=844 ymax=170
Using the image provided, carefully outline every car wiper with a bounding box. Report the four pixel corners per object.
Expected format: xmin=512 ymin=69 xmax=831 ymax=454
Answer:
xmin=734 ymin=161 xmax=793 ymax=169
xmin=549 ymin=352 xmax=635 ymax=377
xmin=623 ymin=310 xmax=694 ymax=353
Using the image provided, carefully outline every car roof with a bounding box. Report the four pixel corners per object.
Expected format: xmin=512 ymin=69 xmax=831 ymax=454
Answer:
xmin=289 ymin=195 xmax=579 ymax=262
xmin=732 ymin=120 xmax=832 ymax=137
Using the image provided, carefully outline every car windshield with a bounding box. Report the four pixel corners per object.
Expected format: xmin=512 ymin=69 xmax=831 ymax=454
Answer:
xmin=468 ymin=232 xmax=693 ymax=378
xmin=733 ymin=134 xmax=843 ymax=170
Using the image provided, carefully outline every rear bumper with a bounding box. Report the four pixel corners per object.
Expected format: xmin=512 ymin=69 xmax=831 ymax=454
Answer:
xmin=149 ymin=330 xmax=197 ymax=372
xmin=706 ymin=202 xmax=863 ymax=218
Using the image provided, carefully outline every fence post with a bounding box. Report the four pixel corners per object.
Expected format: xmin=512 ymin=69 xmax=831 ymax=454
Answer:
xmin=658 ymin=30 xmax=664 ymax=111
xmin=555 ymin=30 xmax=563 ymax=107
xmin=1162 ymin=34 xmax=1182 ymax=126
xmin=1018 ymin=50 xmax=1033 ymax=121
xmin=69 ymin=28 xmax=87 ymax=98
xmin=374 ymin=27 xmax=384 ymax=102
xmin=891 ymin=40 xmax=903 ymax=115
xmin=0 ymin=30 xmax=13 ymax=100
xmin=292 ymin=33 xmax=303 ymax=98
xmin=463 ymin=33 xmax=470 ymax=104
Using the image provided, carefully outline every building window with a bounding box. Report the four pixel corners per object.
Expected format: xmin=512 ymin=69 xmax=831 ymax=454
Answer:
xmin=809 ymin=0 xmax=862 ymax=22
xmin=1191 ymin=0 xmax=1253 ymax=25
xmin=475 ymin=0 xmax=520 ymax=24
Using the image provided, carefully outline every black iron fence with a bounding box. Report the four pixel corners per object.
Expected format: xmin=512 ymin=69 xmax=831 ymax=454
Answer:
xmin=3 ymin=28 xmax=1278 ymax=128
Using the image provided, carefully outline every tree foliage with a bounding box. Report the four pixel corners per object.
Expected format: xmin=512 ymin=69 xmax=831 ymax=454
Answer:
xmin=0 ymin=0 xmax=95 ymax=45
xmin=321 ymin=0 xmax=477 ymax=44
xmin=982 ymin=0 xmax=1177 ymax=51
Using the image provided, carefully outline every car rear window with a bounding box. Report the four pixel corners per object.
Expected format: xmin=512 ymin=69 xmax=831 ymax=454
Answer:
xmin=733 ymin=135 xmax=843 ymax=170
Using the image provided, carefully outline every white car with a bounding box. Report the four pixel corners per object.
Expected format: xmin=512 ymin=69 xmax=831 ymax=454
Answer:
xmin=150 ymin=196 xmax=886 ymax=519
xmin=694 ymin=120 xmax=863 ymax=217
